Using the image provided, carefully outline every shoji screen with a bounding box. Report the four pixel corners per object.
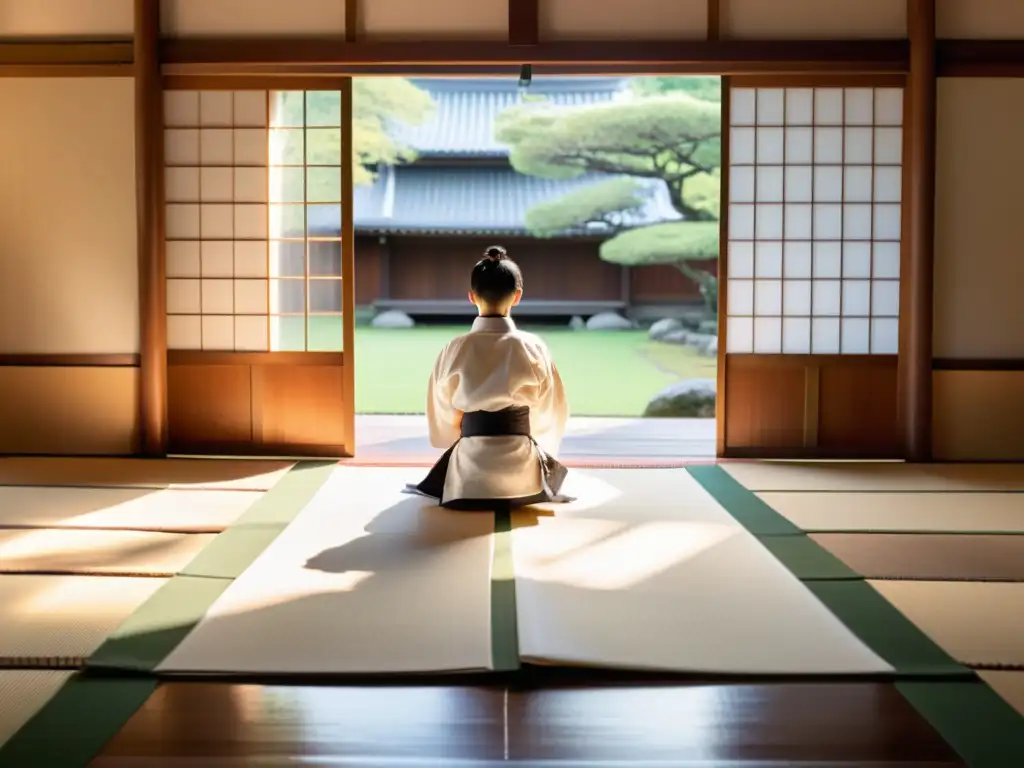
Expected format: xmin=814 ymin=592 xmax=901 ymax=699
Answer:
xmin=164 ymin=90 xmax=270 ymax=351
xmin=163 ymin=90 xmax=344 ymax=352
xmin=725 ymin=86 xmax=903 ymax=355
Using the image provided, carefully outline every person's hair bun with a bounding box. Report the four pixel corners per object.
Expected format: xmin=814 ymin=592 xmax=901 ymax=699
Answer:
xmin=483 ymin=245 xmax=507 ymax=261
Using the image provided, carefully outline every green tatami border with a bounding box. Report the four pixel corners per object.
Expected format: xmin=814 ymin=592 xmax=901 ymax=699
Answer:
xmin=687 ymin=465 xmax=803 ymax=535
xmin=491 ymin=510 xmax=520 ymax=672
xmin=0 ymin=460 xmax=338 ymax=768
xmin=688 ymin=465 xmax=969 ymax=677
xmin=694 ymin=463 xmax=1024 ymax=767
xmin=89 ymin=459 xmax=337 ymax=672
xmin=0 ymin=674 xmax=157 ymax=768
xmin=803 ymin=580 xmax=968 ymax=677
xmin=898 ymin=680 xmax=1024 ymax=768
xmin=757 ymin=534 xmax=861 ymax=580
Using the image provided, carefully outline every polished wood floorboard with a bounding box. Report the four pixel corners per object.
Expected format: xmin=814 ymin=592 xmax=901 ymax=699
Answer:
xmin=92 ymin=681 xmax=964 ymax=766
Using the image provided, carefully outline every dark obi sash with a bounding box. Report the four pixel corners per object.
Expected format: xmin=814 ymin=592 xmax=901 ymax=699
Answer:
xmin=405 ymin=406 xmax=572 ymax=510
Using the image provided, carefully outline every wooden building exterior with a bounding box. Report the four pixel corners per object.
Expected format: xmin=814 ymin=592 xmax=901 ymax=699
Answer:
xmin=348 ymin=77 xmax=713 ymax=317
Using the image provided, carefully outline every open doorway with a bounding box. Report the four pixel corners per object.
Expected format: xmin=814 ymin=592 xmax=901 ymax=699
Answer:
xmin=349 ymin=75 xmax=722 ymax=462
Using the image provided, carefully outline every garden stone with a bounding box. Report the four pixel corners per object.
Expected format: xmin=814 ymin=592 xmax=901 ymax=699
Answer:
xmin=648 ymin=317 xmax=682 ymax=341
xmin=643 ymin=378 xmax=717 ymax=418
xmin=662 ymin=329 xmax=690 ymax=345
xmin=678 ymin=312 xmax=705 ymax=331
xmin=371 ymin=309 xmax=415 ymax=329
xmin=685 ymin=332 xmax=714 ymax=349
xmin=569 ymin=315 xmax=585 ymax=330
xmin=702 ymin=336 xmax=718 ymax=357
xmin=698 ymin=320 xmax=719 ymax=335
xmin=586 ymin=311 xmax=633 ymax=331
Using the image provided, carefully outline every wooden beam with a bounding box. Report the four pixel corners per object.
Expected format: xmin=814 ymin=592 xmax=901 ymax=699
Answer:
xmin=509 ymin=0 xmax=540 ymax=47
xmin=0 ymin=354 xmax=140 ymax=367
xmin=346 ymin=0 xmax=359 ymax=42
xmin=932 ymin=358 xmax=1024 ymax=372
xmin=0 ymin=41 xmax=133 ymax=77
xmin=135 ymin=0 xmax=168 ymax=456
xmin=160 ymin=38 xmax=909 ymax=75
xmin=937 ymin=39 xmax=1024 ymax=77
xmin=901 ymin=0 xmax=936 ymax=462
xmin=708 ymin=0 xmax=721 ymax=41
xmin=8 ymin=37 xmax=1024 ymax=79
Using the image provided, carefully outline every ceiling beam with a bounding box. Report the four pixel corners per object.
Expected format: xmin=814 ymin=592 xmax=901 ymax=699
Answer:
xmin=158 ymin=38 xmax=909 ymax=75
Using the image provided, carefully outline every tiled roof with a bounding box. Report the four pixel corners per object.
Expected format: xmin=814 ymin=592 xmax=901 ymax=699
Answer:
xmin=340 ymin=164 xmax=681 ymax=237
xmin=390 ymin=77 xmax=629 ymax=157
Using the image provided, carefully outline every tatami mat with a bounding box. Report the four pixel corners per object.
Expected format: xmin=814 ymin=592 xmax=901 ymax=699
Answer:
xmin=0 ymin=529 xmax=215 ymax=577
xmin=0 ymin=575 xmax=166 ymax=666
xmin=0 ymin=458 xmax=293 ymax=491
xmin=158 ymin=467 xmax=496 ymax=675
xmin=870 ymin=581 xmax=1024 ymax=667
xmin=758 ymin=491 xmax=1024 ymax=533
xmin=0 ymin=486 xmax=261 ymax=533
xmin=725 ymin=462 xmax=1024 ymax=492
xmin=0 ymin=670 xmax=73 ymax=747
xmin=979 ymin=671 xmax=1024 ymax=717
xmin=811 ymin=533 xmax=1024 ymax=582
xmin=513 ymin=469 xmax=893 ymax=674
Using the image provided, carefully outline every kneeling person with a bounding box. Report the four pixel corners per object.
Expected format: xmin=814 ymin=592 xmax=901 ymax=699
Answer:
xmin=406 ymin=245 xmax=572 ymax=510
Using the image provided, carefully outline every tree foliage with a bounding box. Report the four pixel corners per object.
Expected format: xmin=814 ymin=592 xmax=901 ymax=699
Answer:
xmin=630 ymin=76 xmax=721 ymax=102
xmin=498 ymin=78 xmax=723 ymax=312
xmin=600 ymin=221 xmax=719 ymax=266
xmin=601 ymin=221 xmax=720 ymax=312
xmin=524 ymin=177 xmax=648 ymax=237
xmin=273 ymin=79 xmax=434 ymax=197
xmin=496 ymin=93 xmax=720 ymax=220
xmin=352 ymin=78 xmax=434 ymax=184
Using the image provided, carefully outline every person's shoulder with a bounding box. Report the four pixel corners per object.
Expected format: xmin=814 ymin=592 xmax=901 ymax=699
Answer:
xmin=511 ymin=329 xmax=553 ymax=357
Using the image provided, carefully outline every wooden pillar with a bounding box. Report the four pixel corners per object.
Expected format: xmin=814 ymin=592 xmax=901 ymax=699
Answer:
xmin=341 ymin=0 xmax=358 ymax=456
xmin=707 ymin=0 xmax=721 ymax=41
xmin=902 ymin=0 xmax=937 ymax=461
xmin=134 ymin=0 xmax=167 ymax=456
xmin=379 ymin=236 xmax=391 ymax=299
xmin=509 ymin=0 xmax=539 ymax=46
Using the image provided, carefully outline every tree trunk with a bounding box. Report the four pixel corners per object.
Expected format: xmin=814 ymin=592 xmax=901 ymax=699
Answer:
xmin=673 ymin=262 xmax=718 ymax=316
xmin=667 ymin=179 xmax=715 ymax=221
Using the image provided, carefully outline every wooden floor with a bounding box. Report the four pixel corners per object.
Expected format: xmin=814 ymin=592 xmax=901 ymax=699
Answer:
xmin=92 ymin=678 xmax=963 ymax=766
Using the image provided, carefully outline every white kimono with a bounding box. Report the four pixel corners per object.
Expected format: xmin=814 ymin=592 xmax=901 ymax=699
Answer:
xmin=414 ymin=316 xmax=570 ymax=506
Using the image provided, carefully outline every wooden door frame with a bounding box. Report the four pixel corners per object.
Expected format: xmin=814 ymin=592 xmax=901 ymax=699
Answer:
xmin=159 ymin=75 xmax=358 ymax=457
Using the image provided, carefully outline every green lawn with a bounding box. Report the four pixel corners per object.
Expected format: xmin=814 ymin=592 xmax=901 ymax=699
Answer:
xmin=352 ymin=325 xmax=716 ymax=416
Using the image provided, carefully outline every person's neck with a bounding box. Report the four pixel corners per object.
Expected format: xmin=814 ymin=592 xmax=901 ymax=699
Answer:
xmin=478 ymin=307 xmax=510 ymax=318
